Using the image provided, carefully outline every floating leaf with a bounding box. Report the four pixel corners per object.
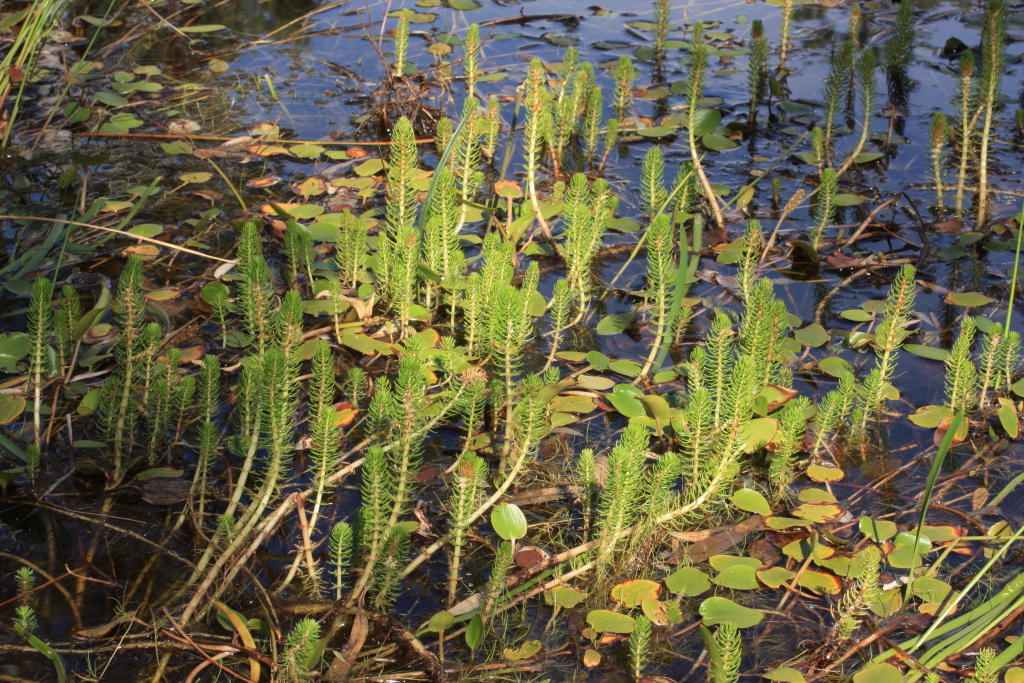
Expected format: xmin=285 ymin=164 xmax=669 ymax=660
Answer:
xmin=713 ymin=565 xmax=760 ymax=590
xmin=636 ymin=127 xmax=677 ymax=138
xmin=609 ymin=359 xmax=642 ymax=377
xmin=904 ymin=344 xmax=949 ymax=361
xmin=465 ymin=614 xmax=483 ymax=649
xmin=491 ymin=503 xmax=527 ymax=540
xmin=797 ymin=569 xmax=842 ymax=594
xmin=908 ymin=405 xmax=953 ymax=428
xmin=607 ymin=392 xmax=646 ymax=418
xmin=583 ymin=649 xmax=601 ymax=667
xmin=730 ymin=488 xmax=771 ymax=515
xmin=764 ymin=516 xmax=813 ymax=530
xmin=180 ymin=24 xmax=228 ymax=33
xmin=641 ymin=597 xmax=682 ymax=625
xmin=586 ymin=609 xmax=636 ymax=633
xmin=691 ymin=109 xmax=722 ymax=137
xmin=427 ymin=611 xmax=454 ymax=631
xmin=545 ymin=587 xmax=586 ymax=608
xmin=834 ymin=194 xmax=866 ymax=206
xmin=740 ymin=418 xmax=778 ymax=452
xmin=756 ymin=567 xmax=796 ymax=589
xmin=859 ymin=517 xmax=897 ymax=542
xmin=818 ymin=357 xmax=853 ymax=378
xmin=791 ymin=502 xmax=845 ymax=524
xmin=798 ymin=488 xmax=836 ymax=503
xmin=504 ymin=640 xmax=542 ymax=661
xmin=854 ymin=152 xmax=884 ymax=164
xmin=946 ymin=291 xmax=994 ymax=307
xmin=596 ymin=311 xmax=635 ymax=335
xmin=794 ymin=324 xmax=830 ymax=347
xmin=852 ymin=663 xmax=902 ymax=683
xmin=806 ymin=465 xmax=844 ymax=482
xmin=702 ymin=132 xmax=739 ymax=150
xmin=698 ymin=597 xmax=763 ymax=628
xmin=764 ymin=667 xmax=805 ymax=683
xmin=611 ymin=579 xmax=660 ymax=607
xmin=664 ymin=567 xmax=711 ymax=596
xmin=0 ymin=394 xmax=26 ymax=424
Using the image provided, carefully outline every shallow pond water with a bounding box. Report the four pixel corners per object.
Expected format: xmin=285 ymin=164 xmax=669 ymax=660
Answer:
xmin=2 ymin=0 xmax=1024 ymax=680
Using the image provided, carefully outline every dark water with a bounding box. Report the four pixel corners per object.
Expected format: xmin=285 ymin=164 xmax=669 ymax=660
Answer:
xmin=2 ymin=0 xmax=1024 ymax=680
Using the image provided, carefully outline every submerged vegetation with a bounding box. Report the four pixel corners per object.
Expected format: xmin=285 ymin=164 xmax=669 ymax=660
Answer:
xmin=2 ymin=0 xmax=1024 ymax=682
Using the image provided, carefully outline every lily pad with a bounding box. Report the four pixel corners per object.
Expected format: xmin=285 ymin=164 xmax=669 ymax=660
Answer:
xmin=664 ymin=567 xmax=711 ymax=596
xmin=698 ymin=597 xmax=763 ymax=628
xmin=730 ymin=488 xmax=771 ymax=516
xmin=586 ymin=609 xmax=636 ymax=633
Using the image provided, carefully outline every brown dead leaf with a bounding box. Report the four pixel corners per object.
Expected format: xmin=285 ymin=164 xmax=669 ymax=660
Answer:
xmin=825 ymin=252 xmax=879 ymax=269
xmin=136 ymin=478 xmax=191 ymax=505
xmin=328 ymin=609 xmax=368 ymax=680
xmin=668 ymin=515 xmax=765 ymax=564
xmin=934 ymin=218 xmax=966 ymax=234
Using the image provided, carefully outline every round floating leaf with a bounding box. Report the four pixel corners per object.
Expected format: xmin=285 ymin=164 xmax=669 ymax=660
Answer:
xmin=1005 ymin=667 xmax=1024 ymax=683
xmin=702 ymin=132 xmax=739 ymax=150
xmin=859 ymin=516 xmax=897 ymax=542
xmin=908 ymin=405 xmax=953 ymax=428
xmin=911 ymin=577 xmax=954 ymax=603
xmin=854 ymin=152 xmax=884 ymax=164
xmin=641 ymin=597 xmax=682 ymax=625
xmin=840 ymin=309 xmax=875 ymax=322
xmin=596 ymin=311 xmax=635 ymax=335
xmin=904 ymin=344 xmax=949 ymax=361
xmin=0 ymin=394 xmax=26 ymax=424
xmin=713 ymin=565 xmax=760 ymax=590
xmin=664 ymin=566 xmax=711 ymax=596
xmin=583 ymin=649 xmax=601 ymax=667
xmin=607 ymin=392 xmax=646 ymax=418
xmin=778 ymin=100 xmax=814 ymax=115
xmin=698 ymin=597 xmax=763 ymax=628
xmin=586 ymin=609 xmax=636 ymax=633
xmin=731 ymin=488 xmax=772 ymax=515
xmin=794 ymin=324 xmax=830 ymax=347
xmin=818 ymin=356 xmax=853 ymax=378
xmin=178 ymin=172 xmax=212 ymax=183
xmin=546 ymin=586 xmax=586 ymax=608
xmin=791 ymin=502 xmax=845 ymax=524
xmin=610 ymin=579 xmax=660 ymax=607
xmin=709 ymin=556 xmax=762 ymax=571
xmin=201 ymin=280 xmax=230 ymax=307
xmin=491 ymin=503 xmax=527 ymax=540
xmin=691 ymin=109 xmax=722 ymax=137
xmin=636 ymin=127 xmax=677 ymax=138
xmin=764 ymin=516 xmax=813 ymax=530
xmin=797 ymin=569 xmax=842 ymax=594
xmin=946 ymin=291 xmax=994 ymax=307
xmin=852 ymin=663 xmax=902 ymax=683
xmin=504 ymin=639 xmax=542 ymax=661
xmin=806 ymin=465 xmax=844 ymax=482
xmin=757 ymin=567 xmax=796 ymax=589
xmin=740 ymin=417 xmax=778 ymax=452
xmin=798 ymin=488 xmax=836 ymax=503
xmin=609 ymin=359 xmax=642 ymax=377
xmin=834 ymin=194 xmax=866 ymax=206
xmin=764 ymin=667 xmax=805 ymax=682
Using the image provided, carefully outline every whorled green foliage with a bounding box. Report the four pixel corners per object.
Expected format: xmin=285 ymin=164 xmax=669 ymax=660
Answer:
xmin=480 ymin=541 xmax=513 ymax=627
xmin=451 ymin=99 xmax=484 ymax=234
xmin=194 ymin=420 xmax=218 ymax=522
xmin=551 ymin=47 xmax=581 ymax=169
xmin=103 ymin=255 xmax=147 ymax=471
xmin=811 ymin=168 xmax=837 ymax=249
xmin=652 ymin=0 xmax=670 ymax=62
xmin=370 ymin=525 xmax=410 ymax=611
xmin=596 ymin=423 xmax=650 ymax=575
xmin=821 ymin=42 xmax=854 ymax=167
xmin=462 ymin=23 xmax=480 ymax=97
xmin=335 ymin=210 xmax=367 ymax=290
xmin=737 ymin=219 xmax=764 ymax=303
xmin=563 ymin=174 xmax=611 ymax=310
xmin=236 ymin=221 xmax=274 ymax=354
xmin=646 ymin=451 xmax=682 ymax=517
xmin=26 ymin=278 xmax=53 ymax=451
xmin=978 ymin=322 xmax=1004 ymax=406
xmin=630 ymin=614 xmax=652 ymax=681
xmin=385 ymin=352 xmax=430 ymax=527
xmin=738 ymin=278 xmax=787 ymax=386
xmin=885 ymin=0 xmax=915 ymax=77
xmin=308 ymin=341 xmax=341 ymax=527
xmin=377 ymin=117 xmax=421 ymax=331
xmin=279 ymin=618 xmax=321 ymax=683
xmin=641 ymin=215 xmax=676 ymax=376
xmin=778 ymin=0 xmax=794 ymax=64
xmin=198 ymin=354 xmax=220 ymax=424
xmin=583 ymin=84 xmax=603 ymax=162
xmin=954 ymin=51 xmax=976 ymax=214
xmin=672 ymin=161 xmax=700 ymax=215
xmin=448 ymin=452 xmax=486 ymax=607
xmin=544 ymin=279 xmax=572 ymax=370
xmin=966 ymin=647 xmax=997 ymax=683
xmin=998 ymin=331 xmax=1021 ymax=394
xmin=345 ymin=367 xmax=368 ymax=410
xmin=423 ymin=166 xmax=463 ymax=312
xmin=276 ymin=289 xmax=304 ymax=358
xmin=392 ymin=12 xmax=410 ymax=77
xmin=483 ymin=96 xmax=501 ymax=159
xmin=712 ymin=622 xmax=742 ymax=683
xmin=55 ymin=284 xmax=80 ymax=367
xmin=811 ymin=127 xmax=824 ymax=166
xmin=355 ymin=445 xmax=393 ymax=569
xmin=145 ymin=349 xmax=178 ymax=460
xmin=811 ymin=372 xmax=855 ymax=458
xmin=768 ymin=396 xmax=810 ymax=497
xmin=284 ymin=223 xmax=313 ymax=288
xmin=611 ymin=55 xmax=635 ymax=120
xmin=640 ymin=146 xmax=666 ymax=216
xmin=747 ymin=20 xmax=769 ymax=123
xmin=327 ymin=521 xmax=353 ymax=601
xmin=237 ymin=355 xmax=263 ymax=438
xmin=858 ymin=264 xmax=917 ymax=429
xmin=928 ymin=113 xmax=950 ymax=205
xmin=523 ymin=58 xmax=551 ymax=225
xmin=976 ymin=0 xmax=1006 ymax=223
xmin=701 ymin=313 xmax=735 ymax=426
xmin=833 ymin=545 xmax=879 ymax=642
xmin=434 ymin=117 xmax=453 ymax=159
xmin=839 ymin=47 xmax=876 ymax=173
xmin=945 ymin=316 xmax=978 ymax=413
xmin=260 ymin=347 xmax=298 ymax=494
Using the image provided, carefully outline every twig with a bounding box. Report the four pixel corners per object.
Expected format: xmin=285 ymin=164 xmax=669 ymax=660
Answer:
xmin=838 ymin=195 xmax=899 ymax=250
xmin=162 ymin=608 xmax=256 ymax=683
xmin=0 ymin=215 xmax=237 ymax=264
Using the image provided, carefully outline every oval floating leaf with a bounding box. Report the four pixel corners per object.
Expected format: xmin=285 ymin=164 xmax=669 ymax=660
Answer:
xmin=586 ymin=609 xmax=636 ymax=633
xmin=491 ymin=502 xmax=527 ymax=540
xmin=730 ymin=488 xmax=771 ymax=515
xmin=698 ymin=597 xmax=763 ymax=628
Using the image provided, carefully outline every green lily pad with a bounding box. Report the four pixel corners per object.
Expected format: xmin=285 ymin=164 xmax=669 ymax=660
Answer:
xmin=698 ymin=597 xmax=763 ymax=628
xmin=664 ymin=567 xmax=711 ymax=596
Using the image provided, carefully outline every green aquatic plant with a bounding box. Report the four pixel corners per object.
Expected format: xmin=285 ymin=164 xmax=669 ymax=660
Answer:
xmin=630 ymin=614 xmax=653 ymax=681
xmin=640 ymin=146 xmax=667 ymax=217
xmin=811 ymin=167 xmax=837 ymax=249
xmin=832 ymin=545 xmax=880 ymax=642
xmin=685 ymin=23 xmax=724 ymax=228
xmin=836 ymin=48 xmax=876 ymax=176
xmin=377 ymin=117 xmax=421 ymax=333
xmin=652 ymin=0 xmax=671 ymax=63
xmin=279 ymin=618 xmax=321 ymax=683
xmin=612 ymin=55 xmax=635 ymax=121
xmin=463 ymin=23 xmax=481 ymax=98
xmin=929 ymin=113 xmax=950 ymax=206
xmin=976 ymin=0 xmax=1006 ymax=224
xmin=640 ymin=215 xmax=675 ymax=377
xmin=747 ymin=20 xmax=769 ymax=124
xmin=392 ymin=11 xmax=410 ymax=78
xmin=26 ymin=277 xmax=53 ymax=452
xmin=821 ymin=42 xmax=855 ymax=169
xmin=595 ymin=423 xmax=649 ymax=576
xmin=778 ymin=0 xmax=794 ymax=66
xmin=701 ymin=622 xmax=741 ymax=683
xmin=954 ymin=51 xmax=976 ymax=215
xmin=237 ymin=221 xmax=275 ymax=354
xmin=885 ymin=0 xmax=915 ymax=97
xmin=945 ymin=316 xmax=978 ymax=414
xmin=448 ymin=452 xmax=486 ymax=607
